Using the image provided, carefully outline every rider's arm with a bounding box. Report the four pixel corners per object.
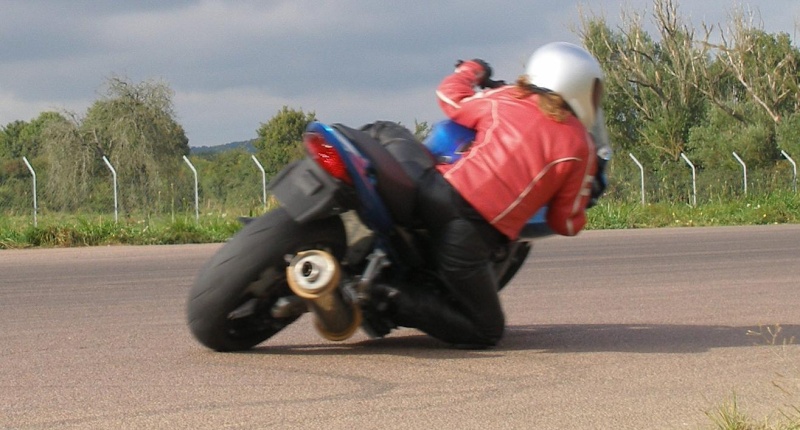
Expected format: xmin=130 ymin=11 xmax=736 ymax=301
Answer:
xmin=435 ymin=61 xmax=487 ymax=127
xmin=545 ymin=157 xmax=596 ymax=236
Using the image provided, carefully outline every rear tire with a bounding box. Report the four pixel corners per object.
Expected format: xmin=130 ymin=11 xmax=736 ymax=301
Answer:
xmin=187 ymin=208 xmax=346 ymax=351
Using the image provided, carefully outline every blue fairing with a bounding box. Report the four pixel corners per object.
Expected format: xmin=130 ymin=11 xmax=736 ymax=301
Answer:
xmin=423 ymin=120 xmax=476 ymax=164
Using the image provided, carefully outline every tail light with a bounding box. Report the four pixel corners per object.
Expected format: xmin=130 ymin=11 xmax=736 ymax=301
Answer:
xmin=303 ymin=132 xmax=353 ymax=185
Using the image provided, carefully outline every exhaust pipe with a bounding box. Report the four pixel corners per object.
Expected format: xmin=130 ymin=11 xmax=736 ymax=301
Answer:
xmin=286 ymin=250 xmax=361 ymax=341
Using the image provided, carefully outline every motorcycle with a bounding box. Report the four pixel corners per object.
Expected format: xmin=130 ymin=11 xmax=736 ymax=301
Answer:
xmin=187 ymin=120 xmax=562 ymax=352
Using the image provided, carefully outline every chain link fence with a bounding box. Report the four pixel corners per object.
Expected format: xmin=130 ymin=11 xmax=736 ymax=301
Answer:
xmin=607 ymin=151 xmax=799 ymax=206
xmin=1 ymin=154 xmax=272 ymax=227
xmin=2 ymin=150 xmax=799 ymax=227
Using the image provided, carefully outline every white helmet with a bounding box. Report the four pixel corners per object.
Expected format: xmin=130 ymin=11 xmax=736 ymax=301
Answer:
xmin=525 ymin=42 xmax=604 ymax=129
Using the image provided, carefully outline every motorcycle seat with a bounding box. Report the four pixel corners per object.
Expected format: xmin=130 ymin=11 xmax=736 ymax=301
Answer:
xmin=331 ymin=124 xmax=420 ymax=225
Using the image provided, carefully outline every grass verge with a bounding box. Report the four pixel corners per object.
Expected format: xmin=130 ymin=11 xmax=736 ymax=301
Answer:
xmin=2 ymin=193 xmax=799 ymax=249
xmin=0 ymin=215 xmax=240 ymax=249
xmin=706 ymin=326 xmax=800 ymax=430
xmin=587 ymin=192 xmax=800 ymax=229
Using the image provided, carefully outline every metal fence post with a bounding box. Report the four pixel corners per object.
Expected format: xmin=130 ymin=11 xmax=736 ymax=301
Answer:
xmin=22 ymin=157 xmax=37 ymax=227
xmin=251 ymin=154 xmax=267 ymax=212
xmin=182 ymin=155 xmax=199 ymax=221
xmin=101 ymin=156 xmax=118 ymax=223
xmin=628 ymin=153 xmax=645 ymax=204
xmin=732 ymin=152 xmax=747 ymax=196
xmin=680 ymin=153 xmax=697 ymax=207
xmin=781 ymin=150 xmax=797 ymax=193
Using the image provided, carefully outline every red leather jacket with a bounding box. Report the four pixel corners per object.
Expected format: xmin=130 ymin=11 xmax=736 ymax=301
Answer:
xmin=435 ymin=61 xmax=596 ymax=239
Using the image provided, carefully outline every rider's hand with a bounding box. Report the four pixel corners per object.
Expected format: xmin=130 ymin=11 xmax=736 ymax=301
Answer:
xmin=586 ymin=157 xmax=608 ymax=209
xmin=481 ymin=78 xmax=506 ymax=89
xmin=456 ymin=59 xmax=503 ymax=89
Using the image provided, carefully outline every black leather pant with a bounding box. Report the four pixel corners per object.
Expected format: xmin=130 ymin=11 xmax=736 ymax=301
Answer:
xmin=401 ymin=170 xmax=507 ymax=347
xmin=361 ymin=121 xmax=508 ymax=347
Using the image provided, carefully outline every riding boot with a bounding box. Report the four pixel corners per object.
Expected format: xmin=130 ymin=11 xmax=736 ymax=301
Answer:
xmin=386 ymin=280 xmax=502 ymax=349
xmin=360 ymin=283 xmax=399 ymax=339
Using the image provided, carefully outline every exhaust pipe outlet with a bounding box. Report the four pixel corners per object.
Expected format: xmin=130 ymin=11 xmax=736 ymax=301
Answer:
xmin=286 ymin=250 xmax=361 ymax=341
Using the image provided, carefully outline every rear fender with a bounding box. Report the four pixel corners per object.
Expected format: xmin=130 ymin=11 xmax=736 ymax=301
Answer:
xmin=307 ymin=122 xmax=395 ymax=235
xmin=268 ymin=158 xmax=350 ymax=224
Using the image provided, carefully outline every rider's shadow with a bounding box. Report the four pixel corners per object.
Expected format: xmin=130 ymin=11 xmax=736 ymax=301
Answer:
xmin=499 ymin=323 xmax=800 ymax=354
xmin=248 ymin=331 xmax=486 ymax=358
xmin=247 ymin=323 xmax=798 ymax=357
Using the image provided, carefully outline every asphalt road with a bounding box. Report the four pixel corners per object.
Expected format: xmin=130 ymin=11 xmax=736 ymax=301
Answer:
xmin=1 ymin=225 xmax=799 ymax=429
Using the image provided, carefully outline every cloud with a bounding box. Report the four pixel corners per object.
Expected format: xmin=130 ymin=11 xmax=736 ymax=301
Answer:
xmin=174 ymin=83 xmax=438 ymax=146
xmin=2 ymin=0 xmax=800 ymax=146
xmin=0 ymin=89 xmax=89 ymax=124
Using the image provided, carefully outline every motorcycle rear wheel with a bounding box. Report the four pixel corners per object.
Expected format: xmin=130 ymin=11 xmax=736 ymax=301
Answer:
xmin=187 ymin=208 xmax=347 ymax=352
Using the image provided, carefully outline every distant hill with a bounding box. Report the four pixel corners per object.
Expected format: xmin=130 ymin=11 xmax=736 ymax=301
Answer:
xmin=190 ymin=139 xmax=257 ymax=155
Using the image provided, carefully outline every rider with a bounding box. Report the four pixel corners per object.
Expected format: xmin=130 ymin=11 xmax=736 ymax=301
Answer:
xmin=364 ymin=42 xmax=607 ymax=348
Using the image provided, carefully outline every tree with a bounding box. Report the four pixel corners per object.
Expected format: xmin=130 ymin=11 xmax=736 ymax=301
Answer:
xmin=580 ymin=0 xmax=706 ymax=163
xmin=578 ymin=0 xmax=800 ymax=201
xmin=776 ymin=112 xmax=800 ymax=159
xmin=40 ymin=113 xmax=93 ymax=210
xmin=0 ymin=120 xmax=28 ymax=160
xmin=705 ymin=10 xmax=800 ymax=125
xmin=254 ymin=106 xmax=316 ymax=178
xmin=580 ymin=16 xmax=641 ymax=155
xmin=41 ymin=76 xmax=189 ymax=212
xmin=687 ymin=105 xmax=774 ymax=169
xmin=687 ymin=8 xmax=800 ymax=168
xmin=191 ymin=149 xmax=262 ymax=212
xmin=413 ymin=120 xmax=432 ymax=141
xmin=0 ymin=112 xmax=65 ymax=160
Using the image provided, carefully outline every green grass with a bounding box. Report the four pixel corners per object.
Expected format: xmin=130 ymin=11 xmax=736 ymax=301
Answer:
xmin=2 ymin=192 xmax=799 ymax=248
xmin=707 ymin=384 xmax=800 ymax=430
xmin=706 ymin=326 xmax=800 ymax=430
xmin=587 ymin=191 xmax=800 ymax=229
xmin=0 ymin=214 xmax=241 ymax=249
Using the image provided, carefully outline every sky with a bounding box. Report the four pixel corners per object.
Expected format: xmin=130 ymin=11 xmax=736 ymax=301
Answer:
xmin=2 ymin=1 xmax=799 ymax=148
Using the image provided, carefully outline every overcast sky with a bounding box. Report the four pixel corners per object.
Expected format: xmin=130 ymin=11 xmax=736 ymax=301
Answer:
xmin=2 ymin=1 xmax=798 ymax=147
